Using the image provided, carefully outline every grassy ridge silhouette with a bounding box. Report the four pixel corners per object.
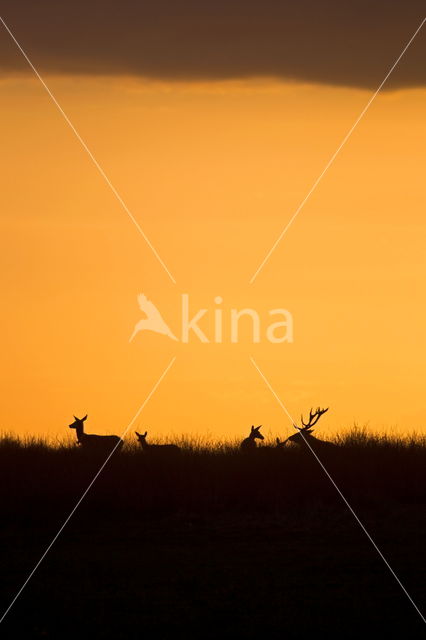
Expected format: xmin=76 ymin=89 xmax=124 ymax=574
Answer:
xmin=1 ymin=428 xmax=425 ymax=522
xmin=1 ymin=429 xmax=425 ymax=638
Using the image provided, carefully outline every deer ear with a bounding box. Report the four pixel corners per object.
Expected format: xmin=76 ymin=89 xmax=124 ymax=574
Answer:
xmin=82 ymin=415 xmax=88 ymax=421
xmin=143 ymin=431 xmax=147 ymax=437
xmin=135 ymin=431 xmax=140 ymax=437
xmin=251 ymin=425 xmax=255 ymax=432
xmin=276 ymin=437 xmax=280 ymax=444
xmin=73 ymin=415 xmax=78 ymax=421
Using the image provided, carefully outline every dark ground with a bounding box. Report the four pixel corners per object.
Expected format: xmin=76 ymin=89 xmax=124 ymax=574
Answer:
xmin=0 ymin=434 xmax=425 ymax=638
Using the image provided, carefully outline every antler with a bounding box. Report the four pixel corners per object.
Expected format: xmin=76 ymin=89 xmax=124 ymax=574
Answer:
xmin=296 ymin=406 xmax=329 ymax=431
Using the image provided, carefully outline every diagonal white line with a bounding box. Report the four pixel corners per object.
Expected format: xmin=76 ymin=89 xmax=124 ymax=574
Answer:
xmin=249 ymin=16 xmax=426 ymax=284
xmin=250 ymin=356 xmax=426 ymax=625
xmin=0 ymin=16 xmax=176 ymax=285
xmin=0 ymin=356 xmax=176 ymax=625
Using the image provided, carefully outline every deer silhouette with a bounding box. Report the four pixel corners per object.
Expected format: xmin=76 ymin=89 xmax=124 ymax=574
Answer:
xmin=240 ymin=425 xmax=264 ymax=451
xmin=285 ymin=407 xmax=335 ymax=449
xmin=135 ymin=431 xmax=181 ymax=454
xmin=275 ymin=437 xmax=288 ymax=449
xmin=69 ymin=415 xmax=123 ymax=452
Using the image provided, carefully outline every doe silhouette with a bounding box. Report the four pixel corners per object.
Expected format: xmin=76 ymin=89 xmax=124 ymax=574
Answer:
xmin=135 ymin=431 xmax=181 ymax=454
xmin=69 ymin=415 xmax=123 ymax=452
xmin=240 ymin=425 xmax=264 ymax=451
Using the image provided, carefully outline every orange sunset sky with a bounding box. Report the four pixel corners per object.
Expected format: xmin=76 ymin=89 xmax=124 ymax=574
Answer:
xmin=0 ymin=6 xmax=425 ymax=441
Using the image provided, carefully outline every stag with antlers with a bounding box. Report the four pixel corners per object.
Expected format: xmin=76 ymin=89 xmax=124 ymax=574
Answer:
xmin=277 ymin=407 xmax=335 ymax=449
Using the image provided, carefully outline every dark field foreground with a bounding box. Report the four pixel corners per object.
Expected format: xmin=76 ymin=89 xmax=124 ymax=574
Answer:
xmin=0 ymin=432 xmax=425 ymax=638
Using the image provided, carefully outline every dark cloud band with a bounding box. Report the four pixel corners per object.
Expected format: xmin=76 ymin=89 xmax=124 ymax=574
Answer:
xmin=0 ymin=1 xmax=425 ymax=89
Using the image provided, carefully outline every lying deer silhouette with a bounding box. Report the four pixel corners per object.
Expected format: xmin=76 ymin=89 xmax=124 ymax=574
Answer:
xmin=240 ymin=425 xmax=264 ymax=451
xmin=277 ymin=407 xmax=335 ymax=450
xmin=69 ymin=415 xmax=123 ymax=452
xmin=135 ymin=431 xmax=181 ymax=454
xmin=275 ymin=437 xmax=287 ymax=449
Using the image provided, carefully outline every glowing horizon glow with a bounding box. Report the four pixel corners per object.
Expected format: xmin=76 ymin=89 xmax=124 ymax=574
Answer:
xmin=0 ymin=76 xmax=425 ymax=440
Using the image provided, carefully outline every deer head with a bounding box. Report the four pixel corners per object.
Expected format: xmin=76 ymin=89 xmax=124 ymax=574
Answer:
xmin=69 ymin=414 xmax=88 ymax=430
xmin=135 ymin=431 xmax=148 ymax=442
xmin=288 ymin=407 xmax=329 ymax=443
xmin=250 ymin=425 xmax=264 ymax=441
